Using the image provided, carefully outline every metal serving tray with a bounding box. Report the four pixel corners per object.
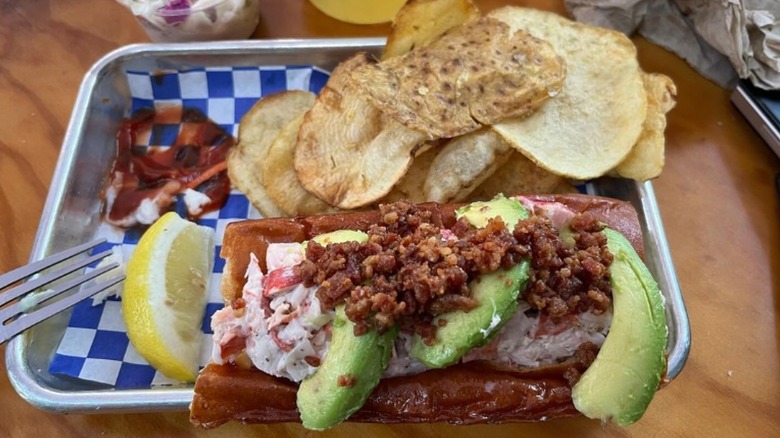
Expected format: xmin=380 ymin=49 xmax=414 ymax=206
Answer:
xmin=6 ymin=39 xmax=691 ymax=414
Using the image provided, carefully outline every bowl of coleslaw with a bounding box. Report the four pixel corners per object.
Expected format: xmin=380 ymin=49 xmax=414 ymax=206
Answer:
xmin=120 ymin=0 xmax=261 ymax=43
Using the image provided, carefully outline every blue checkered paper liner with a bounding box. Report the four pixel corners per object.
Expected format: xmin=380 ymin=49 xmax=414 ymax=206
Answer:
xmin=49 ymin=65 xmax=331 ymax=389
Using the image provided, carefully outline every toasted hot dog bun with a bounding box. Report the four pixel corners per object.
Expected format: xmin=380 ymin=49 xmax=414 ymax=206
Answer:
xmin=191 ymin=194 xmax=645 ymax=428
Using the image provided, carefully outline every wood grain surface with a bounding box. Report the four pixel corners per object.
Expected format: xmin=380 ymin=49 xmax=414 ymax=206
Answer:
xmin=1 ymin=0 xmax=779 ymax=437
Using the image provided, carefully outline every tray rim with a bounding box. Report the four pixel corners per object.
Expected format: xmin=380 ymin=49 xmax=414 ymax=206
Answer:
xmin=6 ymin=39 xmax=690 ymax=414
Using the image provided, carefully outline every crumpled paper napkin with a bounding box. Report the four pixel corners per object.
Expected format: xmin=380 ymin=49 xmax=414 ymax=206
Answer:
xmin=564 ymin=0 xmax=780 ymax=89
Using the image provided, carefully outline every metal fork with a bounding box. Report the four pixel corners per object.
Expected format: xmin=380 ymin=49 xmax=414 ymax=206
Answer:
xmin=0 ymin=239 xmax=125 ymax=345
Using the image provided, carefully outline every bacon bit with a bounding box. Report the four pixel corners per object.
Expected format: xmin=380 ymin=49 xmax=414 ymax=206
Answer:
xmin=304 ymin=356 xmax=321 ymax=367
xmin=220 ymin=335 xmax=246 ymax=361
xmin=534 ymin=313 xmax=578 ymax=337
xmin=270 ymin=327 xmax=294 ymax=352
xmin=337 ymin=374 xmax=357 ymax=388
xmin=263 ymin=267 xmax=302 ymax=297
xmin=564 ymin=342 xmax=600 ymax=387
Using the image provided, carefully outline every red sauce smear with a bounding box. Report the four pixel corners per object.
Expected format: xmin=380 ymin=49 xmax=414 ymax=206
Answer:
xmin=105 ymin=106 xmax=234 ymax=227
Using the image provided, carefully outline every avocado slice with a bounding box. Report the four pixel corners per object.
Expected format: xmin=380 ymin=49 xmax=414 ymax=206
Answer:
xmin=297 ymin=305 xmax=398 ymax=430
xmin=455 ymin=195 xmax=529 ymax=228
xmin=411 ymin=260 xmax=530 ymax=368
xmin=297 ymin=228 xmax=396 ymax=430
xmin=571 ymin=228 xmax=668 ymax=426
xmin=311 ymin=229 xmax=369 ymax=246
xmin=411 ymin=195 xmax=530 ymax=368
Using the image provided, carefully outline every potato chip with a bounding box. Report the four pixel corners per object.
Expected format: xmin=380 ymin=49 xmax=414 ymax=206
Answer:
xmin=490 ymin=7 xmax=647 ymax=180
xmin=466 ymin=150 xmax=569 ymax=201
xmin=262 ymin=115 xmax=340 ymax=216
xmin=349 ymin=16 xmax=566 ymax=139
xmin=423 ymin=129 xmax=513 ymax=203
xmin=229 ymin=90 xmax=316 ymax=218
xmin=614 ymin=73 xmax=677 ymax=180
xmin=382 ymin=0 xmax=480 ymax=60
xmin=294 ymin=53 xmax=429 ymax=209
xmin=381 ymin=145 xmax=439 ymax=203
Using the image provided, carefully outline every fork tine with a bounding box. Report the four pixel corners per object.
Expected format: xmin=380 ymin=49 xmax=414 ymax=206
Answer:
xmin=0 ymin=262 xmax=121 ymax=324
xmin=0 ymin=249 xmax=115 ymax=308
xmin=0 ymin=239 xmax=106 ymax=290
xmin=1 ymin=272 xmax=125 ymax=344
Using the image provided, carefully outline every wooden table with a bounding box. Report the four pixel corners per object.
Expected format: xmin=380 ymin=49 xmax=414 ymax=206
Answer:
xmin=1 ymin=0 xmax=779 ymax=436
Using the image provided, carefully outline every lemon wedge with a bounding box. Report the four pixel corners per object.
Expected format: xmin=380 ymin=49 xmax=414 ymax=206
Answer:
xmin=123 ymin=212 xmax=215 ymax=382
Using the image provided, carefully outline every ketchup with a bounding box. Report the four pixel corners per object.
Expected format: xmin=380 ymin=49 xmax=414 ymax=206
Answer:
xmin=105 ymin=106 xmax=235 ymax=227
